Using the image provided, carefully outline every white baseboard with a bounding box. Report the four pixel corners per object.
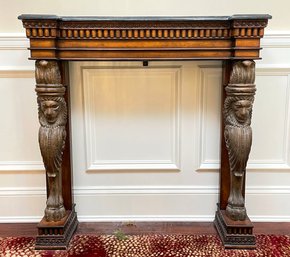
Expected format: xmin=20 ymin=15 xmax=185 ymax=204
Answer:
xmin=1 ymin=186 xmax=289 ymax=223
xmin=77 ymin=215 xmax=215 ymax=222
xmin=250 ymin=216 xmax=290 ymax=222
xmin=0 ymin=216 xmax=42 ymax=223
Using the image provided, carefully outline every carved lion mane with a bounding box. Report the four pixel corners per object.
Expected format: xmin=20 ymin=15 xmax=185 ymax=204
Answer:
xmin=223 ymin=96 xmax=254 ymax=127
xmin=37 ymin=96 xmax=67 ymax=128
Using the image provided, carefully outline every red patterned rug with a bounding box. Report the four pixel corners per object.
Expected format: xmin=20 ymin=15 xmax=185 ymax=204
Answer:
xmin=1 ymin=234 xmax=290 ymax=257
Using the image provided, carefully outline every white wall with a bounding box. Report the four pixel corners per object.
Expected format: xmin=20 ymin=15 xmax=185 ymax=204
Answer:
xmin=0 ymin=0 xmax=290 ymax=32
xmin=0 ymin=0 xmax=290 ymax=223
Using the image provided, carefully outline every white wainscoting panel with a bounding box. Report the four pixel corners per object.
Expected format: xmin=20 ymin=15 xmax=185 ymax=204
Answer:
xmin=196 ymin=67 xmax=290 ymax=172
xmin=82 ymin=67 xmax=181 ymax=171
xmin=250 ymin=69 xmax=290 ymax=170
xmin=0 ymin=75 xmax=44 ymax=171
xmin=70 ymin=61 xmax=206 ymax=188
xmin=196 ymin=66 xmax=222 ymax=171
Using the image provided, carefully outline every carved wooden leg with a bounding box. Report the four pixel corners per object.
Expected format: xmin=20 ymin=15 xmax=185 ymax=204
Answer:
xmin=35 ymin=60 xmax=78 ymax=250
xmin=224 ymin=60 xmax=256 ymax=221
xmin=214 ymin=60 xmax=256 ymax=248
xmin=35 ymin=60 xmax=67 ymax=221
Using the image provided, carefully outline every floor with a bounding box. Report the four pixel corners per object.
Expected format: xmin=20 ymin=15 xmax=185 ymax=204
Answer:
xmin=0 ymin=222 xmax=289 ymax=237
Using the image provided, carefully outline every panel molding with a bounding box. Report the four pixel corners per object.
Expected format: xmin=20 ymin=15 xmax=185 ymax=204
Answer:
xmin=73 ymin=185 xmax=290 ymax=195
xmin=196 ymin=65 xmax=221 ymax=171
xmin=73 ymin=185 xmax=219 ymax=195
xmin=0 ymin=187 xmax=45 ymax=196
xmin=81 ymin=66 xmax=181 ymax=171
xmin=2 ymin=185 xmax=290 ymax=196
xmin=262 ymin=31 xmax=290 ymax=48
xmin=86 ymin=162 xmax=181 ymax=171
xmin=0 ymin=68 xmax=34 ymax=78
xmin=197 ymin=66 xmax=290 ymax=172
xmin=246 ymin=69 xmax=290 ymax=171
xmin=0 ymin=161 xmax=45 ymax=171
xmin=0 ymin=33 xmax=29 ymax=50
xmin=0 ymin=161 xmax=44 ymax=171
xmin=0 ymin=68 xmax=41 ymax=172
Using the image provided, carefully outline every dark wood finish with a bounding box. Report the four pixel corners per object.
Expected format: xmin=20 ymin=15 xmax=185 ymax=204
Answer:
xmin=220 ymin=61 xmax=249 ymax=210
xmin=18 ymin=14 xmax=271 ymax=249
xmin=60 ymin=61 xmax=73 ymax=211
xmin=35 ymin=60 xmax=67 ymax=222
xmin=219 ymin=60 xmax=233 ymax=210
xmin=1 ymin=221 xmax=289 ymax=237
xmin=34 ymin=59 xmax=78 ymax=249
xmin=224 ymin=60 xmax=256 ymax=221
xmin=215 ymin=60 xmax=257 ymax=246
xmin=214 ymin=208 xmax=255 ymax=249
xmin=219 ymin=60 xmax=251 ymax=210
xmin=35 ymin=205 xmax=78 ymax=250
xmin=18 ymin=14 xmax=271 ymax=61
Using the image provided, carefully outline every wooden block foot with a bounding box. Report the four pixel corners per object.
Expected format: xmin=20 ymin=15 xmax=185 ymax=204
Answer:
xmin=214 ymin=208 xmax=256 ymax=249
xmin=35 ymin=204 xmax=78 ymax=250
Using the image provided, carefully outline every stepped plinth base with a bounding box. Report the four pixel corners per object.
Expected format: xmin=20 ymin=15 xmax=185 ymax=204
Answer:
xmin=214 ymin=208 xmax=256 ymax=249
xmin=35 ymin=205 xmax=78 ymax=250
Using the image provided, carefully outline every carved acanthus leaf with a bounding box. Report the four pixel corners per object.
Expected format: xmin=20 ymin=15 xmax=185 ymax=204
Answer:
xmin=36 ymin=60 xmax=61 ymax=84
xmin=229 ymin=61 xmax=255 ymax=85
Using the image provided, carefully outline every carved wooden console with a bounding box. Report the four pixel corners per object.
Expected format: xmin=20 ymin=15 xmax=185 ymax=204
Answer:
xmin=18 ymin=14 xmax=271 ymax=249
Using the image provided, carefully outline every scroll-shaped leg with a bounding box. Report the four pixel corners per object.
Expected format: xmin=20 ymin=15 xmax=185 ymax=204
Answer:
xmin=224 ymin=60 xmax=256 ymax=221
xmin=35 ymin=60 xmax=66 ymax=222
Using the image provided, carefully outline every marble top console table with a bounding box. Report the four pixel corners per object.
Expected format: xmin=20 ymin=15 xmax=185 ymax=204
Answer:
xmin=18 ymin=14 xmax=271 ymax=249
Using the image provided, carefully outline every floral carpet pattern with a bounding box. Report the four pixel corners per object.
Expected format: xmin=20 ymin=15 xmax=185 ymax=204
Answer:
xmin=0 ymin=234 xmax=290 ymax=257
